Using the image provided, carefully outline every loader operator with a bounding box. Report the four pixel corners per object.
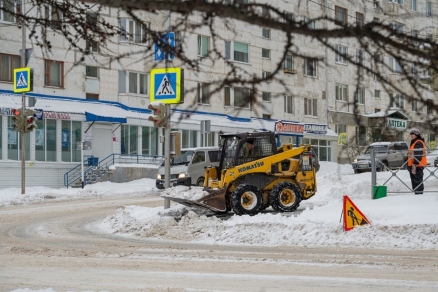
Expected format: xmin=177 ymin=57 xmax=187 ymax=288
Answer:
xmin=242 ymin=139 xmax=255 ymax=157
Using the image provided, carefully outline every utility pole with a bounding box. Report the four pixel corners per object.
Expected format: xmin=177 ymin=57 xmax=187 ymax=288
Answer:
xmin=163 ymin=10 xmax=171 ymax=209
xmin=20 ymin=16 xmax=26 ymax=195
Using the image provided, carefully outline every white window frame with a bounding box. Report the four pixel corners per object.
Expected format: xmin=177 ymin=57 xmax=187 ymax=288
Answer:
xmin=0 ymin=0 xmax=22 ymax=23
xmin=234 ymin=86 xmax=251 ymax=109
xmin=374 ymin=89 xmax=381 ymax=99
xmin=411 ymin=0 xmax=417 ymax=11
xmin=262 ymin=91 xmax=271 ymax=102
xmin=426 ymin=1 xmax=432 ymax=16
xmin=336 ymin=83 xmax=348 ymax=101
xmin=118 ymin=70 xmax=148 ymax=95
xmin=388 ymin=0 xmax=403 ymax=5
xmin=197 ymin=35 xmax=210 ymax=57
xmin=389 ymin=57 xmax=403 ymax=73
xmin=304 ymin=98 xmax=317 ymax=116
xmin=335 ymin=45 xmax=348 ymax=65
xmin=197 ymin=82 xmax=210 ymax=104
xmin=335 ymin=6 xmax=347 ymax=25
xmin=225 ymin=41 xmax=249 ymax=63
xmin=305 ymin=17 xmax=315 ymax=29
xmin=44 ymin=59 xmax=64 ymax=88
xmin=412 ymin=99 xmax=417 ymax=112
xmin=262 ymin=71 xmax=271 ymax=82
xmin=262 ymin=28 xmax=270 ymax=39
xmin=304 ymin=58 xmax=317 ymax=77
xmin=284 ymin=95 xmax=294 ymax=114
xmin=356 ymin=50 xmax=364 ymax=66
xmin=390 ymin=22 xmax=404 ymax=38
xmin=119 ymin=18 xmax=149 ymax=44
xmin=86 ymin=66 xmax=99 ymax=78
xmin=355 ymin=88 xmax=365 ymax=104
xmin=391 ymin=93 xmax=405 ymax=109
xmin=262 ymin=48 xmax=270 ymax=59
xmin=284 ymin=54 xmax=293 ymax=71
xmin=44 ymin=4 xmax=62 ymax=30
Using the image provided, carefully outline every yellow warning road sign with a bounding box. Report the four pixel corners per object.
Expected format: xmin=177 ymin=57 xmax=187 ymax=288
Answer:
xmin=343 ymin=195 xmax=370 ymax=231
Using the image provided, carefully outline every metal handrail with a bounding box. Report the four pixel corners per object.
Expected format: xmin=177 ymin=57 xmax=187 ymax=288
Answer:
xmin=64 ymin=153 xmax=164 ymax=188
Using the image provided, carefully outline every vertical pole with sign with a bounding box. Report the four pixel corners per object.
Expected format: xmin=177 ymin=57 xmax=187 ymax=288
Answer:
xmin=20 ymin=20 xmax=26 ymax=195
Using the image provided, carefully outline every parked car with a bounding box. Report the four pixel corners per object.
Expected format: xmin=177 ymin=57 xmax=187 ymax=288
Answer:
xmin=426 ymin=149 xmax=438 ymax=167
xmin=352 ymin=141 xmax=408 ymax=174
xmin=156 ymin=147 xmax=220 ymax=189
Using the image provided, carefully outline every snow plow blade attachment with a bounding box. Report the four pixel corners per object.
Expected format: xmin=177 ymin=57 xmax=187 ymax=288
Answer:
xmin=161 ymin=188 xmax=227 ymax=213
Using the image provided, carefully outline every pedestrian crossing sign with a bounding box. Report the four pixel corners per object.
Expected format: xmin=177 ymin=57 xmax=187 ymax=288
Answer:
xmin=150 ymin=67 xmax=182 ymax=104
xmin=13 ymin=67 xmax=31 ymax=93
xmin=343 ymin=195 xmax=371 ymax=231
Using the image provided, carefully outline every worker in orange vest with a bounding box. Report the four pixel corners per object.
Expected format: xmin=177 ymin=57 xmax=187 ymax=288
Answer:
xmin=407 ymin=128 xmax=427 ymax=195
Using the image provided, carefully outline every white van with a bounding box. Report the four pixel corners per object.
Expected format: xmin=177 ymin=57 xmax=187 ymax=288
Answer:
xmin=156 ymin=147 xmax=220 ymax=189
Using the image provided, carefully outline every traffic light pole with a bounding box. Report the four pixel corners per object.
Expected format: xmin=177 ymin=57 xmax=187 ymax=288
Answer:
xmin=164 ymin=104 xmax=171 ymax=209
xmin=20 ymin=20 xmax=26 ymax=195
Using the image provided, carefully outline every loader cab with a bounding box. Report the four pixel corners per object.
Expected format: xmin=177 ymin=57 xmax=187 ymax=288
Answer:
xmin=218 ymin=132 xmax=277 ymax=171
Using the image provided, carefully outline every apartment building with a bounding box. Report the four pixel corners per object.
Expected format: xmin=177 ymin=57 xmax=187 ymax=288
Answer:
xmin=0 ymin=0 xmax=436 ymax=187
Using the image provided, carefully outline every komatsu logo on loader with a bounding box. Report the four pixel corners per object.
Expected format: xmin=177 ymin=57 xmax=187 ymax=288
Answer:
xmin=238 ymin=161 xmax=264 ymax=173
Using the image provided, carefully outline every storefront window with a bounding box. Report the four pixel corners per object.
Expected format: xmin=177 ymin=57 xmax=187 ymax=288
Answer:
xmin=121 ymin=125 xmax=138 ymax=155
xmin=35 ymin=119 xmax=57 ymax=161
xmin=0 ymin=117 xmax=2 ymax=159
xmin=182 ymin=129 xmax=197 ymax=148
xmin=61 ymin=120 xmax=82 ymax=162
xmin=7 ymin=116 xmax=30 ymax=160
xmin=141 ymin=126 xmax=159 ymax=156
xmin=302 ymin=138 xmax=331 ymax=161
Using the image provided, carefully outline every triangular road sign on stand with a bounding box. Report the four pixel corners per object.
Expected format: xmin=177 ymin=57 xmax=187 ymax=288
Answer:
xmin=343 ymin=195 xmax=370 ymax=231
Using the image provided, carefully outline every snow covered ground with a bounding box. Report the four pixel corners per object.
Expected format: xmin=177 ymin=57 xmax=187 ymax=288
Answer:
xmin=1 ymin=162 xmax=438 ymax=252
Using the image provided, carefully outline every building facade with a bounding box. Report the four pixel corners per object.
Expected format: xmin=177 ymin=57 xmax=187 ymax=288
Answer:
xmin=0 ymin=0 xmax=436 ymax=188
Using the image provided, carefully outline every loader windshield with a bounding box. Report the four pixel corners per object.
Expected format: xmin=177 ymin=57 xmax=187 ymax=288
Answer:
xmin=219 ymin=136 xmax=239 ymax=170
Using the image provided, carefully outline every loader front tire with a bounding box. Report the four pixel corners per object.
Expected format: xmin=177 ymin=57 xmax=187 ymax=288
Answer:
xmin=269 ymin=182 xmax=301 ymax=212
xmin=231 ymin=184 xmax=262 ymax=216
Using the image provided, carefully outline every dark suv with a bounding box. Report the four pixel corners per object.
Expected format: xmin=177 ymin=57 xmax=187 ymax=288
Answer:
xmin=352 ymin=141 xmax=408 ymax=174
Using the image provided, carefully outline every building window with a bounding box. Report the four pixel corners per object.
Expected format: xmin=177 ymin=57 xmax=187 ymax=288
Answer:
xmin=262 ymin=91 xmax=271 ymax=102
xmin=336 ymin=84 xmax=348 ymax=101
xmin=224 ymin=86 xmax=230 ymax=106
xmin=142 ymin=126 xmax=159 ymax=156
xmin=86 ymin=66 xmax=99 ymax=78
xmin=234 ymin=87 xmax=251 ymax=108
xmin=262 ymin=28 xmax=270 ymax=39
xmin=121 ymin=125 xmax=138 ymax=154
xmin=355 ymin=88 xmax=365 ymax=104
xmin=262 ymin=71 xmax=271 ymax=82
xmin=335 ymin=124 xmax=347 ymax=134
xmin=411 ymin=30 xmax=419 ymax=45
xmin=373 ymin=1 xmax=380 ymax=9
xmin=118 ymin=71 xmax=147 ymax=95
xmin=284 ymin=11 xmax=293 ymax=22
xmin=305 ymin=17 xmax=315 ymax=29
xmin=335 ymin=45 xmax=348 ymax=64
xmin=182 ymin=129 xmax=198 ymax=148
xmin=35 ymin=119 xmax=57 ymax=162
xmin=0 ymin=53 xmax=21 ymax=82
xmin=391 ymin=93 xmax=405 ymax=109
xmin=356 ymin=126 xmax=367 ymax=146
xmin=284 ymin=95 xmax=293 ymax=114
xmin=412 ymin=64 xmax=419 ymax=79
xmin=304 ymin=58 xmax=317 ymax=77
xmin=197 ymin=82 xmax=210 ymax=104
xmin=284 ymin=54 xmax=293 ymax=71
xmin=356 ymin=12 xmax=364 ymax=27
xmin=374 ymin=89 xmax=381 ymax=99
xmin=412 ymin=99 xmax=417 ymax=112
xmin=411 ymin=0 xmax=417 ymax=11
xmin=225 ymin=41 xmax=249 ymax=63
xmin=356 ymin=50 xmax=364 ymax=66
xmin=44 ymin=59 xmax=64 ymax=87
xmin=61 ymin=121 xmax=82 ymax=162
xmin=86 ymin=93 xmax=99 ymax=100
xmin=426 ymin=1 xmax=432 ymax=16
xmin=262 ymin=114 xmax=271 ymax=119
xmin=390 ymin=22 xmax=404 ymax=37
xmin=0 ymin=0 xmax=22 ymax=22
xmin=261 ymin=6 xmax=269 ymax=17
xmin=426 ymin=34 xmax=433 ymax=42
xmin=427 ymin=99 xmax=433 ymax=115
xmin=389 ymin=0 xmax=404 ymax=4
xmin=304 ymin=98 xmax=317 ymax=116
xmin=44 ymin=4 xmax=62 ymax=30
xmin=197 ymin=35 xmax=210 ymax=57
xmin=8 ymin=116 xmax=30 ymax=161
xmin=119 ymin=18 xmax=148 ymax=44
xmin=389 ymin=57 xmax=403 ymax=73
xmin=262 ymin=48 xmax=270 ymax=59
xmin=86 ymin=40 xmax=99 ymax=53
xmin=335 ymin=6 xmax=347 ymax=25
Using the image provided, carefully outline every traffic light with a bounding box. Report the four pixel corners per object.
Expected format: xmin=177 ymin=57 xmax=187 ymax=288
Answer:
xmin=11 ymin=109 xmax=24 ymax=132
xmin=148 ymin=102 xmax=168 ymax=127
xmin=25 ymin=109 xmax=37 ymax=132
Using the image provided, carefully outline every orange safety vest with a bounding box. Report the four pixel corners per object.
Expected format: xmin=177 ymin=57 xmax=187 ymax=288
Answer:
xmin=407 ymin=140 xmax=427 ymax=167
